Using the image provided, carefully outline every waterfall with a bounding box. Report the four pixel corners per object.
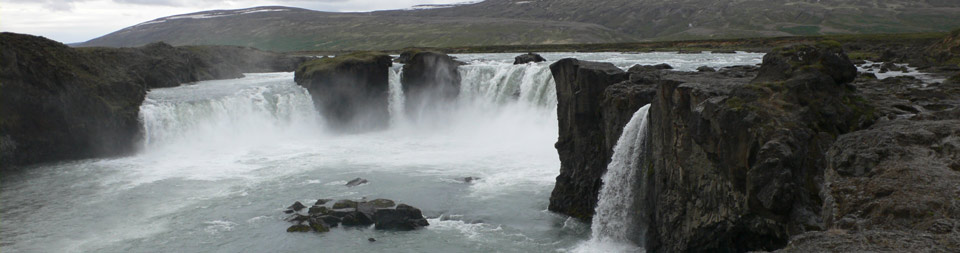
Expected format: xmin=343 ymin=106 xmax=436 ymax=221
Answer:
xmin=388 ymin=65 xmax=406 ymax=126
xmin=458 ymin=63 xmax=556 ymax=109
xmin=576 ymin=104 xmax=651 ymax=252
xmin=138 ymin=73 xmax=322 ymax=151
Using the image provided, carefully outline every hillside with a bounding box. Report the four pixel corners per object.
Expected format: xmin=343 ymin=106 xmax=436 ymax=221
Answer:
xmin=77 ymin=1 xmax=960 ymax=51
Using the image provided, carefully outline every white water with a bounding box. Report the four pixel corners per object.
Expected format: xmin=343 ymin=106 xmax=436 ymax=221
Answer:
xmin=388 ymin=65 xmax=406 ymax=126
xmin=1 ymin=52 xmax=764 ymax=253
xmin=575 ymin=104 xmax=652 ymax=253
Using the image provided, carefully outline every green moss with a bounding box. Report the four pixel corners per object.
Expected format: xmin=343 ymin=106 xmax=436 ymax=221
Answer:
xmin=286 ymin=224 xmax=311 ymax=232
xmin=297 ymin=51 xmax=388 ymax=75
xmin=846 ymin=51 xmax=879 ymax=60
xmin=726 ymin=97 xmax=746 ymax=111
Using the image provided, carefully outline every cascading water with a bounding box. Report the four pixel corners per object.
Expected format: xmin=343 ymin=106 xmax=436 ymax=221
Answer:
xmin=138 ymin=72 xmax=323 ymax=151
xmin=458 ymin=62 xmax=556 ymax=109
xmin=1 ymin=52 xmax=766 ymax=253
xmin=576 ymin=104 xmax=652 ymax=252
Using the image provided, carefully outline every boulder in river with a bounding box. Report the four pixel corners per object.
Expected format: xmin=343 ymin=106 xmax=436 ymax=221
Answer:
xmin=345 ymin=177 xmax=368 ymax=187
xmin=284 ymin=197 xmax=429 ymax=232
xmin=294 ymin=51 xmax=393 ymax=132
xmin=513 ymin=53 xmax=547 ymax=64
xmin=697 ymin=66 xmax=716 ymax=72
xmin=374 ymin=204 xmax=430 ymax=231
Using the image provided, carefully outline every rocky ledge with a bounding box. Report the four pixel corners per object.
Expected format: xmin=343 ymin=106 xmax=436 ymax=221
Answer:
xmin=0 ymin=32 xmax=308 ymax=169
xmin=283 ymin=198 xmax=429 ymax=233
xmin=549 ymin=42 xmax=959 ymax=251
xmin=294 ymin=52 xmax=393 ymax=132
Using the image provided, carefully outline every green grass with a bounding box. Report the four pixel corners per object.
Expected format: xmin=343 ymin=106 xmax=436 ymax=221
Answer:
xmin=779 ymin=26 xmax=822 ymax=36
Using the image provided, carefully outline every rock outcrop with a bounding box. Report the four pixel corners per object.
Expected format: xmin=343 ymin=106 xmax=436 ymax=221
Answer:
xmin=547 ymin=43 xmax=936 ymax=252
xmin=283 ymin=198 xmax=429 ymax=233
xmin=294 ymin=52 xmax=393 ymax=132
xmin=548 ymin=59 xmax=663 ymax=221
xmin=0 ymin=33 xmax=145 ymax=169
xmin=513 ymin=53 xmax=547 ymax=64
xmin=399 ymin=51 xmax=463 ymax=119
xmin=0 ymin=32 xmax=309 ymax=169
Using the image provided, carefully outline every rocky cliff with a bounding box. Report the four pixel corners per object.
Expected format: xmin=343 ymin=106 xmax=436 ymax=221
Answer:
xmin=399 ymin=51 xmax=463 ymax=120
xmin=0 ymin=32 xmax=308 ymax=169
xmin=546 ymin=42 xmax=958 ymax=251
xmin=548 ymin=60 xmax=666 ymax=220
xmin=294 ymin=52 xmax=393 ymax=132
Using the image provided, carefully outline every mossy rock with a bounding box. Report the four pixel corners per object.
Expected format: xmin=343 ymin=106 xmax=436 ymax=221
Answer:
xmin=308 ymin=206 xmax=329 ymax=215
xmin=332 ymin=199 xmax=359 ymax=209
xmin=286 ymin=224 xmax=311 ymax=232
xmin=296 ymin=51 xmax=390 ymax=78
xmin=752 ymin=43 xmax=857 ymax=85
xmin=367 ymin=199 xmax=396 ymax=208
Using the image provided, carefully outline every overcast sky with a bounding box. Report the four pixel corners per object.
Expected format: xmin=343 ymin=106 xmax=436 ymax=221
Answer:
xmin=1 ymin=0 xmax=472 ymax=43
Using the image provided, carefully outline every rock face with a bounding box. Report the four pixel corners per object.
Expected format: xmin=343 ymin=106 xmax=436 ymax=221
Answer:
xmin=550 ymin=44 xmax=936 ymax=252
xmin=777 ymin=56 xmax=960 ymax=252
xmin=548 ymin=58 xmax=662 ymax=221
xmin=0 ymin=33 xmax=145 ymax=170
xmin=513 ymin=53 xmax=547 ymax=64
xmin=0 ymin=32 xmax=308 ymax=170
xmin=294 ymin=52 xmax=393 ymax=132
xmin=643 ymin=44 xmax=875 ymax=252
xmin=399 ymin=51 xmax=463 ymax=119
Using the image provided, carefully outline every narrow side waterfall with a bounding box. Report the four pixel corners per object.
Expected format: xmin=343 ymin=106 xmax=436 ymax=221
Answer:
xmin=458 ymin=63 xmax=556 ymax=109
xmin=576 ymin=104 xmax=652 ymax=252
xmin=138 ymin=73 xmax=322 ymax=151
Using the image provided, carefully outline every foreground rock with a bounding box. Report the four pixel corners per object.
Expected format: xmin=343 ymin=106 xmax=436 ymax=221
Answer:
xmin=0 ymin=32 xmax=307 ymax=169
xmin=550 ymin=44 xmax=940 ymax=252
xmin=399 ymin=50 xmax=463 ymax=119
xmin=294 ymin=52 xmax=393 ymax=132
xmin=283 ymin=198 xmax=428 ymax=233
xmin=513 ymin=53 xmax=547 ymax=64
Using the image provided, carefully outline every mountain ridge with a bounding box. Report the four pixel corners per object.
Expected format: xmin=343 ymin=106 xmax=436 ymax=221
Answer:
xmin=78 ymin=1 xmax=960 ymax=51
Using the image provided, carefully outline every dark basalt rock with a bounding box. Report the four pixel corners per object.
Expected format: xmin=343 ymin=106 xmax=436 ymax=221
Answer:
xmin=294 ymin=52 xmax=392 ymax=132
xmin=0 ymin=32 xmax=306 ymax=170
xmin=513 ymin=53 xmax=547 ymax=64
xmin=548 ymin=58 xmax=629 ymax=221
xmin=340 ymin=211 xmax=375 ymax=226
xmin=643 ymin=44 xmax=873 ymax=252
xmin=317 ymin=215 xmax=341 ymax=227
xmin=283 ymin=198 xmax=429 ymax=233
xmin=345 ymin=177 xmax=368 ymax=187
xmin=314 ymin=199 xmax=333 ymax=206
xmin=332 ymin=199 xmax=359 ymax=209
xmin=308 ymin=206 xmax=328 ymax=215
xmin=288 ymin=201 xmax=307 ymax=212
xmin=629 ymin=63 xmax=673 ymax=72
xmin=548 ymin=43 xmax=909 ymax=252
xmin=374 ymin=204 xmax=430 ymax=231
xmin=287 ymin=224 xmax=311 ymax=232
xmin=399 ymin=50 xmax=464 ymax=119
xmin=752 ymin=43 xmax=857 ymax=85
xmin=697 ymin=66 xmax=716 ymax=72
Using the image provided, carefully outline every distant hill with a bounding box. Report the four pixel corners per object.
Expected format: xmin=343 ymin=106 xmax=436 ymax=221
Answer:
xmin=77 ymin=1 xmax=960 ymax=51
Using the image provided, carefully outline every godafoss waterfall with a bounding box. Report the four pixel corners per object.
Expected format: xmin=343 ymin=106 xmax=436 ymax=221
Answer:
xmin=2 ymin=48 xmax=778 ymax=252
